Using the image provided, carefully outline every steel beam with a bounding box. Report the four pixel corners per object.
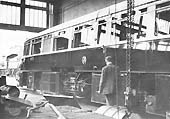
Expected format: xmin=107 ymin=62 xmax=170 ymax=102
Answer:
xmin=0 ymin=23 xmax=46 ymax=32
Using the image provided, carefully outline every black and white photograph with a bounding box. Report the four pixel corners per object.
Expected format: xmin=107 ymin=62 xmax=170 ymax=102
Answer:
xmin=0 ymin=0 xmax=169 ymax=119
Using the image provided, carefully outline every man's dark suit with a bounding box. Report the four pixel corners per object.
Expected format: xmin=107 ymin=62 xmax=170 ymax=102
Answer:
xmin=99 ymin=63 xmax=119 ymax=106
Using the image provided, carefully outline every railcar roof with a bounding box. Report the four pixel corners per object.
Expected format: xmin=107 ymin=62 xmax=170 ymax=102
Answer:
xmin=25 ymin=0 xmax=166 ymax=41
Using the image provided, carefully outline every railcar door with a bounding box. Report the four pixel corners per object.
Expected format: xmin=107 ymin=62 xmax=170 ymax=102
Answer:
xmin=91 ymin=73 xmax=106 ymax=104
xmin=91 ymin=73 xmax=124 ymax=105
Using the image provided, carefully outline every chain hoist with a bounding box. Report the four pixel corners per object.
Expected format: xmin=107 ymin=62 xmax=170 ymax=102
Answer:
xmin=125 ymin=0 xmax=135 ymax=107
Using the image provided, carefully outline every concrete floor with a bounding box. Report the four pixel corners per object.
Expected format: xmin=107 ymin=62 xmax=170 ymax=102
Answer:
xmin=1 ymin=77 xmax=166 ymax=119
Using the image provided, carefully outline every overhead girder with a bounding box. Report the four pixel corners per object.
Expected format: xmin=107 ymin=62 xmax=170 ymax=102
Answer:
xmin=0 ymin=23 xmax=46 ymax=32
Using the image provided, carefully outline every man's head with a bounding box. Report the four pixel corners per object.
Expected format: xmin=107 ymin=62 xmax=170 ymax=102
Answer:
xmin=105 ymin=56 xmax=112 ymax=63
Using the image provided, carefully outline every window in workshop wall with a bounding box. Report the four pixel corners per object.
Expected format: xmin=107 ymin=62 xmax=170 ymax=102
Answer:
xmin=31 ymin=37 xmax=42 ymax=55
xmin=25 ymin=8 xmax=46 ymax=28
xmin=25 ymin=0 xmax=47 ymax=28
xmin=0 ymin=4 xmax=20 ymax=25
xmin=25 ymin=0 xmax=46 ymax=7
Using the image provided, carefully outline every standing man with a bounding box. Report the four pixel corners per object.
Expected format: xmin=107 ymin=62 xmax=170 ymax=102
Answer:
xmin=97 ymin=56 xmax=120 ymax=106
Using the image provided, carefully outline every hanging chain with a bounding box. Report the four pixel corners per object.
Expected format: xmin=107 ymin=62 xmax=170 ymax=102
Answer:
xmin=125 ymin=0 xmax=134 ymax=107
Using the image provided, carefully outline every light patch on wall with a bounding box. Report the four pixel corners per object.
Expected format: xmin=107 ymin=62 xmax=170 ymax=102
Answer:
xmin=0 ymin=29 xmax=36 ymax=56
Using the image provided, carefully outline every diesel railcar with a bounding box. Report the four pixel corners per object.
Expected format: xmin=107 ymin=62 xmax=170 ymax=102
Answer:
xmin=20 ymin=0 xmax=170 ymax=118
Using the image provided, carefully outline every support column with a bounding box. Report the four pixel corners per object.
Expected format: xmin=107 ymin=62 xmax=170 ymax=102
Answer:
xmin=20 ymin=0 xmax=25 ymax=26
xmin=48 ymin=3 xmax=54 ymax=28
xmin=53 ymin=2 xmax=62 ymax=26
xmin=46 ymin=2 xmax=49 ymax=28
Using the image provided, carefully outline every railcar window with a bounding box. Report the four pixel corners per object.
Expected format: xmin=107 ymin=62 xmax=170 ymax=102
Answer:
xmin=72 ymin=32 xmax=82 ymax=48
xmin=111 ymin=9 xmax=147 ymax=42
xmin=81 ymin=24 xmax=95 ymax=46
xmin=111 ymin=16 xmax=129 ymax=41
xmin=97 ymin=20 xmax=107 ymax=45
xmin=133 ymin=39 xmax=170 ymax=51
xmin=31 ymin=38 xmax=41 ymax=54
xmin=155 ymin=1 xmax=170 ymax=36
xmin=72 ymin=25 xmax=90 ymax=48
xmin=157 ymin=41 xmax=170 ymax=51
xmin=111 ymin=17 xmax=121 ymax=45
xmin=42 ymin=34 xmax=52 ymax=53
xmin=0 ymin=0 xmax=20 ymax=25
xmin=134 ymin=42 xmax=150 ymax=50
xmin=136 ymin=8 xmax=147 ymax=38
xmin=121 ymin=10 xmax=147 ymax=40
xmin=53 ymin=37 xmax=68 ymax=51
xmin=24 ymin=42 xmax=30 ymax=55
